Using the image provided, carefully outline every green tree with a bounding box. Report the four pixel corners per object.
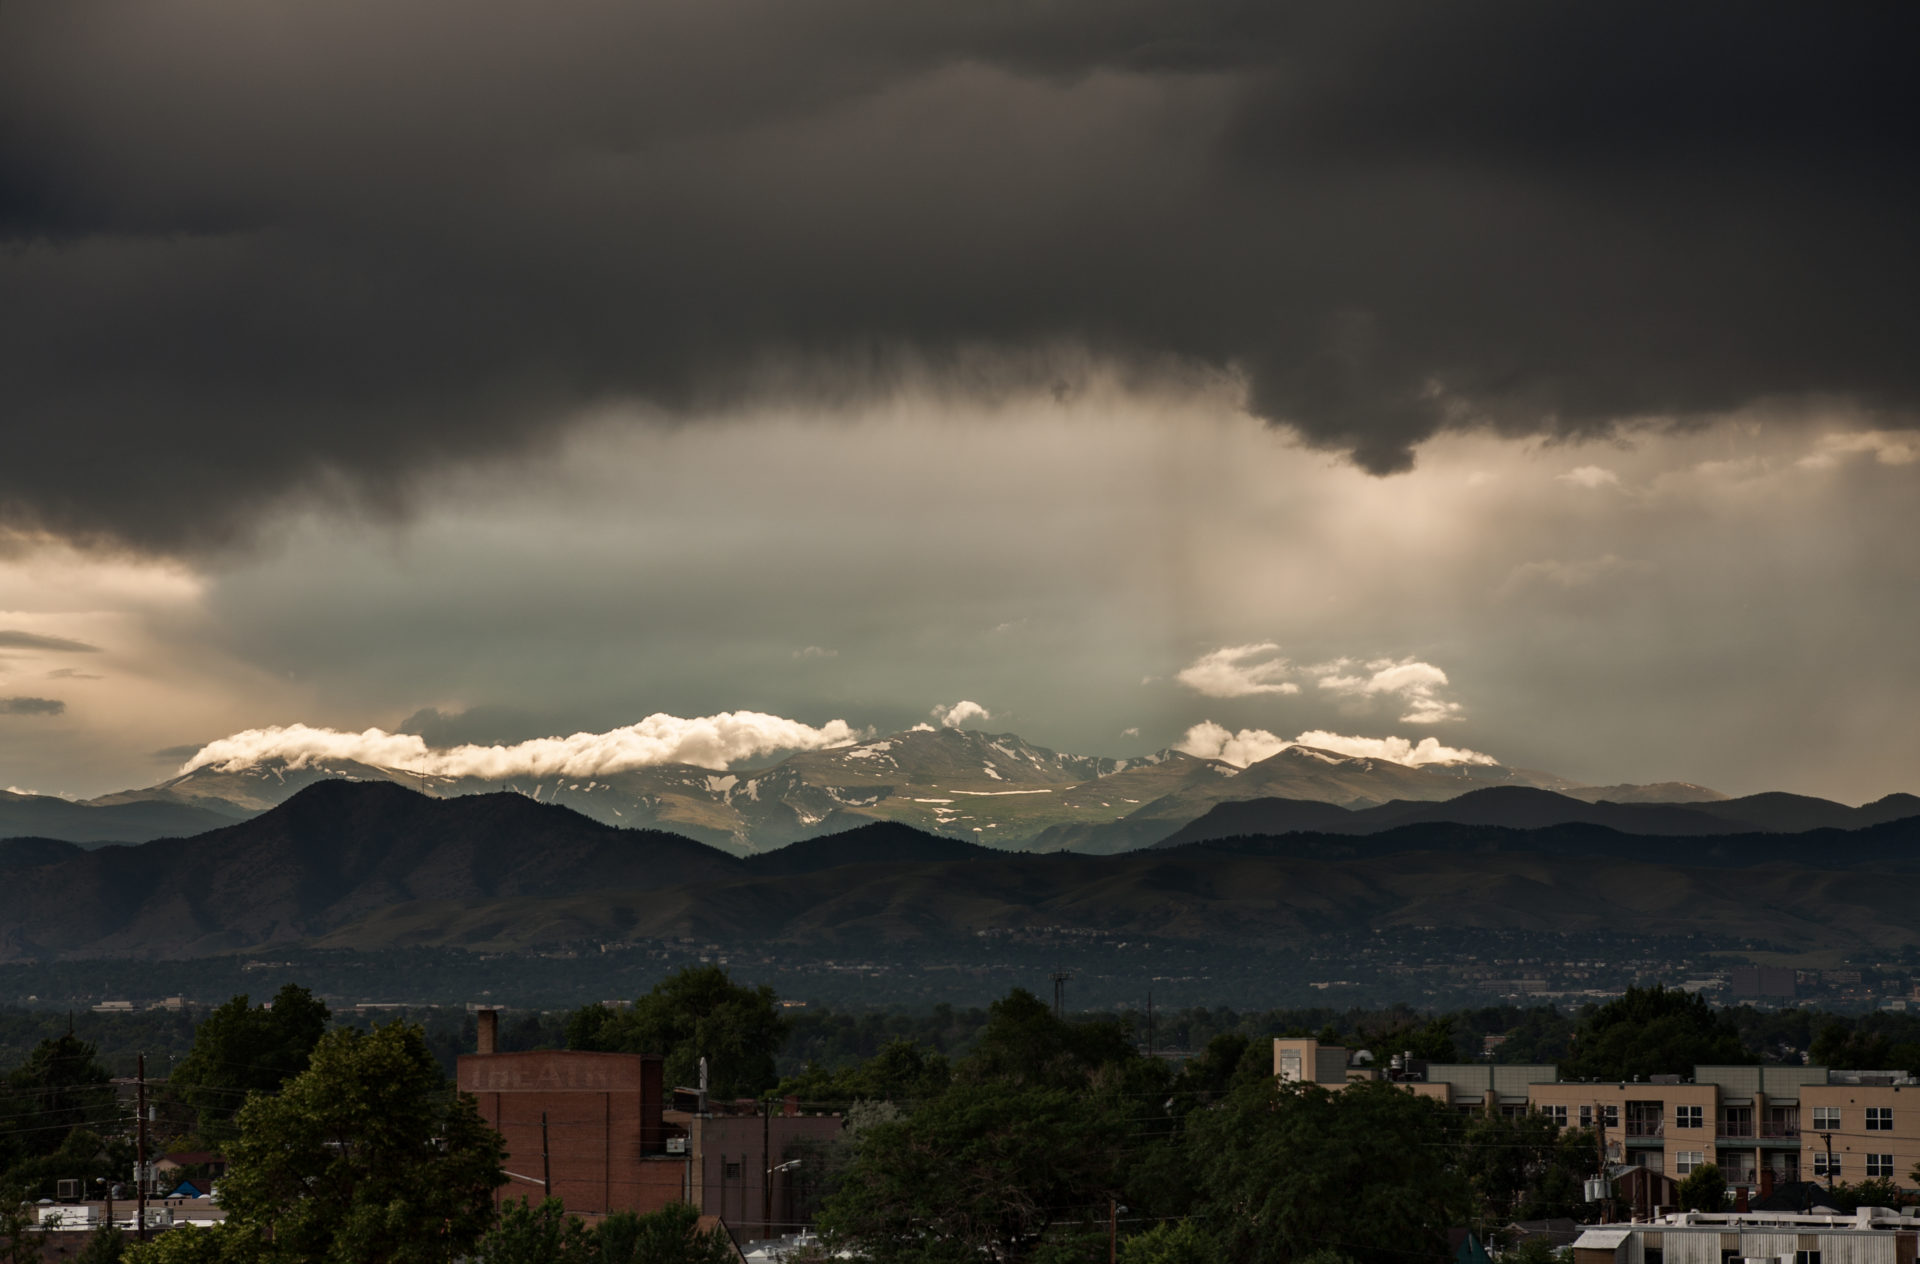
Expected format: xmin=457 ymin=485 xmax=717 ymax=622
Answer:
xmin=1 ymin=1033 xmax=115 ymax=1163
xmin=818 ymin=1081 xmax=1126 ymax=1263
xmin=0 ymin=1182 xmax=44 ymax=1264
xmin=569 ymin=967 xmax=787 ymax=1099
xmin=1830 ymin=1178 xmax=1909 ymax=1211
xmin=1118 ymin=1219 xmax=1224 ymax=1264
xmin=956 ymin=989 xmax=1135 ymax=1091
xmin=777 ymin=1040 xmax=951 ymax=1104
xmin=71 ymin=1224 xmax=125 ymax=1264
xmin=167 ymin=985 xmax=331 ymax=1139
xmin=1458 ymin=1113 xmax=1600 ymax=1230
xmin=593 ymin=1203 xmax=736 ymax=1264
xmin=1676 ymin=1162 xmax=1727 ymax=1212
xmin=1369 ymin=1016 xmax=1460 ymax=1064
xmin=128 ymin=1023 xmax=503 ymax=1264
xmin=1501 ymin=1240 xmax=1566 ymax=1264
xmin=475 ymin=1198 xmax=741 ymax=1264
xmin=1561 ymin=987 xmax=1752 ymax=1081
xmin=475 ymin=1198 xmax=590 ymax=1264
xmin=1183 ymin=1079 xmax=1469 ymax=1264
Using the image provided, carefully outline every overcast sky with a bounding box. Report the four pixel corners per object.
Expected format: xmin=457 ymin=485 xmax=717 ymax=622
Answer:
xmin=2 ymin=2 xmax=1915 ymax=802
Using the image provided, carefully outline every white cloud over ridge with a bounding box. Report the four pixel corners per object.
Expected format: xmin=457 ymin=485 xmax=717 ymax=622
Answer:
xmin=932 ymin=700 xmax=991 ymax=729
xmin=1174 ymin=643 xmax=1301 ymax=698
xmin=1176 ymin=721 xmax=1495 ymax=768
xmin=1314 ymin=657 xmax=1463 ymax=723
xmin=179 ymin=711 xmax=865 ymax=778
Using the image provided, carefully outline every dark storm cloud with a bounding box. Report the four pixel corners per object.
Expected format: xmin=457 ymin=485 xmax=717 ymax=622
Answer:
xmin=0 ymin=697 xmax=65 ymax=717
xmin=2 ymin=0 xmax=1915 ymax=546
xmin=0 ymin=631 xmax=101 ymax=653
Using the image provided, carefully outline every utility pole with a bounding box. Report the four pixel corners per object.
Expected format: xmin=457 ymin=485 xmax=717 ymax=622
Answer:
xmin=136 ymin=1053 xmax=148 ymax=1241
xmin=1050 ymin=971 xmax=1071 ymax=1019
xmin=1108 ymin=1197 xmax=1117 ymax=1264
xmin=762 ymin=1099 xmax=772 ymax=1238
xmin=1593 ymin=1103 xmax=1613 ymax=1224
xmin=1820 ymin=1130 xmax=1835 ymax=1194
xmin=1145 ymin=991 xmax=1154 ymax=1058
xmin=541 ymin=1112 xmax=551 ymax=1201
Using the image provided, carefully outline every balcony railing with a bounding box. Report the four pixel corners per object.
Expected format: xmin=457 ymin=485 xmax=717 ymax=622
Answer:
xmin=1719 ymin=1120 xmax=1755 ymax=1138
xmin=1760 ymin=1122 xmax=1799 ymax=1139
xmin=1625 ymin=1121 xmax=1664 ymax=1138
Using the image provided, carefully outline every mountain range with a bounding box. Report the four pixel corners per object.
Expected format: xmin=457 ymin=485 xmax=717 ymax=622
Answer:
xmin=3 ymin=780 xmax=1918 ymax=961
xmin=3 ymin=725 xmax=1773 ymax=855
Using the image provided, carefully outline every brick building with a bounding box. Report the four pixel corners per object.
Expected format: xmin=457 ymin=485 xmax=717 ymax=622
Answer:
xmin=456 ymin=1010 xmax=841 ymax=1239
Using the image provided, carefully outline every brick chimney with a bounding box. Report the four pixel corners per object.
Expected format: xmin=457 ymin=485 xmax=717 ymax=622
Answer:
xmin=476 ymin=1008 xmax=499 ymax=1055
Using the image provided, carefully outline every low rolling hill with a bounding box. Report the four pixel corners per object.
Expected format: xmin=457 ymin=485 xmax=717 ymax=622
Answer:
xmin=3 ymin=780 xmax=1918 ymax=960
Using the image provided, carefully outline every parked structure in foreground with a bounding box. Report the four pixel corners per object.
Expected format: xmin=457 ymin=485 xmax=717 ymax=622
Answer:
xmin=1276 ymin=1038 xmax=1920 ymax=1198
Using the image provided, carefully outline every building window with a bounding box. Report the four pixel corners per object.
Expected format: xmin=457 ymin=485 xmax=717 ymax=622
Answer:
xmin=1796 ymin=1253 xmax=1823 ymax=1264
xmin=1541 ymin=1105 xmax=1567 ymax=1126
xmin=1867 ymin=1153 xmax=1894 ymax=1178
xmin=1578 ymin=1105 xmax=1591 ymax=1127
xmin=1675 ymin=1151 xmax=1704 ymax=1175
xmin=723 ymin=1161 xmax=742 ymax=1179
xmin=1812 ymin=1150 xmax=1841 ymax=1177
xmin=1675 ymin=1105 xmax=1703 ymax=1129
xmin=1866 ymin=1106 xmax=1893 ymax=1131
xmin=1279 ymin=1050 xmax=1302 ymax=1082
xmin=1812 ymin=1106 xmax=1841 ymax=1130
xmin=1721 ymin=1105 xmax=1753 ymax=1138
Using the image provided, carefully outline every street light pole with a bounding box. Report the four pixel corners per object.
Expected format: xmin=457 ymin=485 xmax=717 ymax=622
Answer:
xmin=764 ymin=1159 xmax=801 ymax=1241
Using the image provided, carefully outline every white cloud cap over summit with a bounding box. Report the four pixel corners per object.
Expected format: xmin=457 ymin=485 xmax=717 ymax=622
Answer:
xmin=1176 ymin=721 xmax=1495 ymax=769
xmin=931 ymin=700 xmax=991 ymax=729
xmin=180 ymin=711 xmax=865 ymax=778
xmin=1175 ymin=643 xmax=1302 ymax=698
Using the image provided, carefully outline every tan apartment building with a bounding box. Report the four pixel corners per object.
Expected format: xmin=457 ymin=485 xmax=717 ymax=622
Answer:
xmin=1274 ymin=1038 xmax=1920 ymax=1195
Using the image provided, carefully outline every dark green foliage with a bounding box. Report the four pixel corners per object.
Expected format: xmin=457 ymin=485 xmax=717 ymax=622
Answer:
xmin=1365 ymin=1016 xmax=1460 ymax=1063
xmin=568 ymin=966 xmax=787 ymax=1099
xmin=1182 ymin=1079 xmax=1469 ymax=1264
xmin=166 ymin=985 xmax=331 ymax=1139
xmin=1117 ymin=1220 xmax=1225 ymax=1264
xmin=0 ymin=1032 xmax=118 ymax=1191
xmin=1828 ymin=1178 xmax=1911 ymax=1212
xmin=957 ymin=989 xmax=1135 ymax=1090
xmin=1676 ymin=1162 xmax=1726 ymax=1212
xmin=1560 ymin=986 xmax=1751 ymax=1080
xmin=777 ymin=1039 xmax=952 ymax=1103
xmin=1500 ymin=1240 xmax=1561 ymax=1264
xmin=593 ymin=1203 xmax=737 ymax=1264
xmin=130 ymin=1023 xmax=504 ymax=1264
xmin=0 ymin=1182 xmax=44 ymax=1264
xmin=475 ymin=1199 xmax=589 ymax=1264
xmin=71 ymin=1224 xmax=125 ymax=1264
xmin=1458 ymin=1113 xmax=1600 ymax=1229
xmin=474 ymin=1197 xmax=772 ymax=1264
xmin=818 ymin=1082 xmax=1128 ymax=1263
